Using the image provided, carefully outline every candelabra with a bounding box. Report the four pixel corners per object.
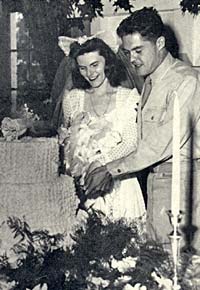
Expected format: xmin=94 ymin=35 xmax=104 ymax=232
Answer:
xmin=167 ymin=210 xmax=183 ymax=290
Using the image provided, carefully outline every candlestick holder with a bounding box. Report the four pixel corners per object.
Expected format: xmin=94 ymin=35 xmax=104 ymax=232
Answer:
xmin=167 ymin=210 xmax=183 ymax=290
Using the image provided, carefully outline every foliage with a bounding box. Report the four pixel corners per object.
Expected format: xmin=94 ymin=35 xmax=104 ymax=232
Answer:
xmin=0 ymin=217 xmax=65 ymax=290
xmin=111 ymin=0 xmax=134 ymax=13
xmin=180 ymin=0 xmax=200 ymax=15
xmin=6 ymin=0 xmax=200 ymax=18
xmin=0 ymin=214 xmax=173 ymax=290
xmin=1 ymin=213 xmax=200 ymax=289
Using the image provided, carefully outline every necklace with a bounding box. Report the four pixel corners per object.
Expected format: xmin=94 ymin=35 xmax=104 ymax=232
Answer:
xmin=90 ymin=92 xmax=113 ymax=117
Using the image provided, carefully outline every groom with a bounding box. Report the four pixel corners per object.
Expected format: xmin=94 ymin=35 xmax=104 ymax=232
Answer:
xmin=85 ymin=7 xmax=200 ymax=251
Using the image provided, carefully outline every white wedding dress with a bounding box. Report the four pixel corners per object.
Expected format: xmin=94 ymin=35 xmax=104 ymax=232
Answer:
xmin=62 ymin=86 xmax=146 ymax=222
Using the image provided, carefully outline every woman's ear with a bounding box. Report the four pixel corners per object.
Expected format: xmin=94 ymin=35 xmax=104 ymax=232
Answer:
xmin=156 ymin=36 xmax=165 ymax=51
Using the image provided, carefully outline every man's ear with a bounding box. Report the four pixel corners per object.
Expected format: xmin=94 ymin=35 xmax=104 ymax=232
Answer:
xmin=156 ymin=36 xmax=165 ymax=51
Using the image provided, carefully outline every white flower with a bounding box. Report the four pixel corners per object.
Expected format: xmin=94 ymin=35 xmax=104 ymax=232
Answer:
xmin=123 ymin=283 xmax=147 ymax=290
xmin=98 ymin=130 xmax=122 ymax=154
xmin=151 ymin=271 xmax=175 ymax=290
xmin=113 ymin=275 xmax=132 ymax=288
xmin=0 ymin=280 xmax=16 ymax=290
xmin=111 ymin=256 xmax=137 ymax=273
xmin=87 ymin=274 xmax=109 ymax=287
xmin=123 ymin=284 xmax=135 ymax=290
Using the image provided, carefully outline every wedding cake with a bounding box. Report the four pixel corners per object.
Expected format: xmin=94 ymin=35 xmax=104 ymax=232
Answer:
xmin=0 ymin=137 xmax=78 ymax=249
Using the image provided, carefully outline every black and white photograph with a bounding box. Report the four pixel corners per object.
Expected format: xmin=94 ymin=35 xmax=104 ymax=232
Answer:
xmin=0 ymin=0 xmax=200 ymax=289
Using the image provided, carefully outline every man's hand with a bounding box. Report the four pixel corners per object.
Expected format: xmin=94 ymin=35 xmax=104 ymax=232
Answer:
xmin=84 ymin=163 xmax=114 ymax=199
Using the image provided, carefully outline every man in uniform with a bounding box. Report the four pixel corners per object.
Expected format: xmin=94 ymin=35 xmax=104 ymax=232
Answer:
xmin=85 ymin=7 xmax=200 ymax=251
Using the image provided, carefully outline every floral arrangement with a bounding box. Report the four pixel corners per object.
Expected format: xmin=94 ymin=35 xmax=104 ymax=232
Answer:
xmin=59 ymin=111 xmax=122 ymax=182
xmin=0 ymin=213 xmax=199 ymax=290
xmin=0 ymin=104 xmax=40 ymax=141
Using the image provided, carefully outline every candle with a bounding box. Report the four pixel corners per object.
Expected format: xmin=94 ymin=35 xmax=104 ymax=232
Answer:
xmin=171 ymin=92 xmax=181 ymax=216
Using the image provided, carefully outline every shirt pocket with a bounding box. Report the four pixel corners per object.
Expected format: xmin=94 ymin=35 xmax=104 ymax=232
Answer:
xmin=143 ymin=106 xmax=168 ymax=124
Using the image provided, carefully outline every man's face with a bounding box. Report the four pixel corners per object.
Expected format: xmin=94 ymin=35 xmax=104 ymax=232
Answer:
xmin=121 ymin=32 xmax=161 ymax=77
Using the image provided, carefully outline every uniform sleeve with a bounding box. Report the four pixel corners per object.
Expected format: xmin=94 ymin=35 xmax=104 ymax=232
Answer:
xmin=107 ymin=74 xmax=200 ymax=176
xmin=99 ymin=88 xmax=139 ymax=165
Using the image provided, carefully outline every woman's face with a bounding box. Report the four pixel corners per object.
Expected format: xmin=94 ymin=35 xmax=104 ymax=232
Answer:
xmin=77 ymin=51 xmax=106 ymax=88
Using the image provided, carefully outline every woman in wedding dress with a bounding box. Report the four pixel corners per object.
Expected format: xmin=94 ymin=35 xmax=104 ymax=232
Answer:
xmin=60 ymin=37 xmax=146 ymax=222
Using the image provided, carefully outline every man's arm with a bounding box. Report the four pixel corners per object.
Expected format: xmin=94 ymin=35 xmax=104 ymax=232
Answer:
xmin=107 ymin=74 xmax=200 ymax=176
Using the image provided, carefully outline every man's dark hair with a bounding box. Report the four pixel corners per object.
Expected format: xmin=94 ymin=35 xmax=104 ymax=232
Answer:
xmin=116 ymin=7 xmax=164 ymax=42
xmin=69 ymin=37 xmax=127 ymax=89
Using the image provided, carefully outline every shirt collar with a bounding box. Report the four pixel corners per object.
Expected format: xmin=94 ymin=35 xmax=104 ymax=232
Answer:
xmin=150 ymin=53 xmax=176 ymax=84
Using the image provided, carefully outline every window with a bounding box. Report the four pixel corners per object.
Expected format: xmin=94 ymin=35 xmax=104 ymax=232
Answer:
xmin=10 ymin=12 xmax=48 ymax=117
xmin=9 ymin=12 xmax=91 ymax=121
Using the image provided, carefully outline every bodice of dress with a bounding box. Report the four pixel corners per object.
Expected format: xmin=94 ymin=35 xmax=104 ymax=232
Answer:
xmin=62 ymin=86 xmax=140 ymax=167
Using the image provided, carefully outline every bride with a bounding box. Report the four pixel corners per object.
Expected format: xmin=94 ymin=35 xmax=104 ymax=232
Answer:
xmin=60 ymin=36 xmax=146 ymax=222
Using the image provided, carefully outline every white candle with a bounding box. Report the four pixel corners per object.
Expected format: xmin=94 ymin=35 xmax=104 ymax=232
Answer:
xmin=171 ymin=92 xmax=181 ymax=216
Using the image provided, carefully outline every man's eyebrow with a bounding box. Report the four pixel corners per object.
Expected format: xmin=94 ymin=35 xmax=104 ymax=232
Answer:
xmin=90 ymin=61 xmax=99 ymax=65
xmin=131 ymin=45 xmax=143 ymax=51
xmin=122 ymin=45 xmax=143 ymax=52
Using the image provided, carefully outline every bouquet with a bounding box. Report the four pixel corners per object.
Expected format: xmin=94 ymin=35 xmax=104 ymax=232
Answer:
xmin=59 ymin=111 xmax=122 ymax=184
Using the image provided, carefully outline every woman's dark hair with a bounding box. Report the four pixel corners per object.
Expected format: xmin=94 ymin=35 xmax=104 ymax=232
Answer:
xmin=117 ymin=7 xmax=164 ymax=43
xmin=69 ymin=37 xmax=127 ymax=89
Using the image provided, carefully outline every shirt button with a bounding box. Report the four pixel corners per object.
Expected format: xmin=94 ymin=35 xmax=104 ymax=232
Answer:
xmin=117 ymin=168 xmax=121 ymax=173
